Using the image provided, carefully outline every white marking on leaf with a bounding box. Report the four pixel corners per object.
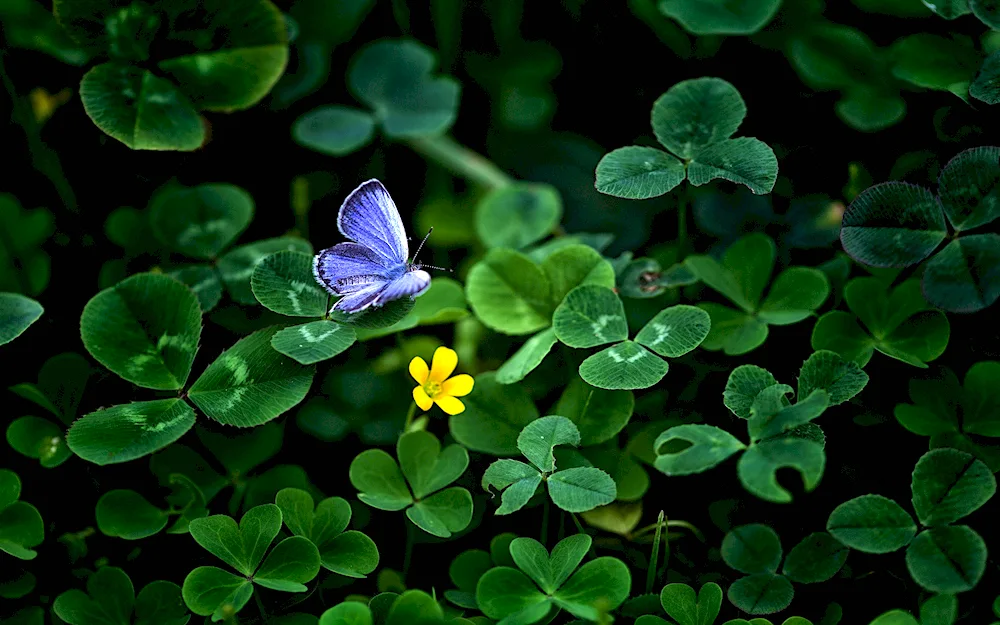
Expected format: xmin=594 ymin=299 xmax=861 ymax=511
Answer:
xmin=647 ymin=323 xmax=672 ymax=346
xmin=590 ymin=314 xmax=617 ymax=341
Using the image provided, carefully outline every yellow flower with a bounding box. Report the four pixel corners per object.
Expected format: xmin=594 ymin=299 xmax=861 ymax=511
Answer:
xmin=409 ymin=346 xmax=474 ymax=415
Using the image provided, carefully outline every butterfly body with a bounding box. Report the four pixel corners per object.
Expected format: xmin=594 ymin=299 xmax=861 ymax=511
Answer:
xmin=313 ymin=179 xmax=432 ymax=313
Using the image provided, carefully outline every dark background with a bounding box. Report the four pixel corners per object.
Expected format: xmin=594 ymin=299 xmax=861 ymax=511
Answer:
xmin=2 ymin=0 xmax=999 ymax=622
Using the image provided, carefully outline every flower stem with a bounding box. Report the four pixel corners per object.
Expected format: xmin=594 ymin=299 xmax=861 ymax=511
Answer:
xmin=403 ymin=402 xmax=417 ymax=434
xmin=541 ymin=495 xmax=550 ymax=546
xmin=254 ymin=588 xmax=269 ymax=624
xmin=676 ymin=190 xmax=688 ymax=254
xmin=407 ymin=135 xmax=514 ymax=189
xmin=403 ymin=519 xmax=416 ymax=577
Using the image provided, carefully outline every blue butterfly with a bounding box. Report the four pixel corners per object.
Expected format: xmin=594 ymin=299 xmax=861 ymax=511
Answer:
xmin=313 ymin=179 xmax=433 ymax=314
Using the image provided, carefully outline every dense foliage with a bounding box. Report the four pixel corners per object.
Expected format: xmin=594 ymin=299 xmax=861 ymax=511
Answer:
xmin=2 ymin=1 xmax=1000 ymax=625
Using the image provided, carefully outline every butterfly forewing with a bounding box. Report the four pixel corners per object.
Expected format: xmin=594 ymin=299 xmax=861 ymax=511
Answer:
xmin=337 ymin=179 xmax=409 ymax=265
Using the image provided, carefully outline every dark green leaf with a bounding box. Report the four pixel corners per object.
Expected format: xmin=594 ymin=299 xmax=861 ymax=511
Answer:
xmin=725 ymin=573 xmax=793 ymax=615
xmin=292 ymin=106 xmax=376 ymax=156
xmin=496 ymin=328 xmax=558 ymax=384
xmin=826 ymin=494 xmax=917 ymax=553
xmin=188 ymin=504 xmax=282 ymax=576
xmin=721 ymin=524 xmax=782 ymax=574
xmin=724 ymin=365 xmax=778 ymax=419
xmin=911 ymin=448 xmax=995 ymax=526
xmin=687 ymin=138 xmax=779 ymax=196
xmin=651 ymin=77 xmax=746 ymax=158
xmin=782 ymin=532 xmax=849 ymax=584
xmin=0 ymin=293 xmax=43 ymax=346
xmin=579 ymin=341 xmax=669 ymax=391
xmin=737 ymin=437 xmax=825 ymax=503
xmin=68 ymin=399 xmax=197 ymax=465
xmin=6 ymin=416 xmax=71 ymax=467
xmin=80 ymin=273 xmax=201 ymax=390
xmin=635 ymin=305 xmax=711 ymax=357
xmin=255 ymin=536 xmax=322 ymax=591
xmin=348 ymin=39 xmax=459 ymax=137
xmin=188 ymin=327 xmax=315 ymax=427
xmin=555 ymin=377 xmax=634 ymax=446
xmin=922 ymin=234 xmax=1000 ymax=313
xmin=797 ymin=350 xmax=869 ymax=406
xmin=149 ymin=184 xmax=253 ymax=259
xmin=553 ymin=285 xmax=628 ymax=348
xmin=218 ymin=237 xmax=312 ymax=305
xmin=654 ymin=424 xmax=746 ymax=475
xmin=595 ymin=147 xmax=685 ymax=199
xmin=96 ymin=490 xmax=168 ymax=540
xmin=840 ymin=182 xmax=947 ymax=268
xmin=466 ymin=248 xmax=551 ymax=335
xmin=905 ymin=526 xmax=986 ymax=593
xmin=476 ymin=183 xmax=562 ymax=249
xmin=79 ymin=64 xmax=204 ymax=151
xmin=658 ymin=0 xmax=782 ymax=35
xmin=251 ymin=251 xmax=328 ymax=317
xmin=547 ymin=467 xmax=617 ymax=512
xmin=450 ymin=372 xmax=539 ymax=455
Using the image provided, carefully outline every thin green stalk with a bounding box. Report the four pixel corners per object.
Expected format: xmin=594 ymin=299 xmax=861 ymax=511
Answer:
xmin=676 ymin=191 xmax=688 ymax=254
xmin=254 ymin=589 xmax=269 ymax=624
xmin=541 ymin=495 xmax=550 ymax=546
xmin=646 ymin=510 xmax=665 ymax=594
xmin=403 ymin=518 xmax=416 ymax=577
xmin=402 ymin=402 xmax=418 ymax=434
xmin=407 ymin=135 xmax=514 ymax=189
xmin=570 ymin=513 xmax=597 ymax=558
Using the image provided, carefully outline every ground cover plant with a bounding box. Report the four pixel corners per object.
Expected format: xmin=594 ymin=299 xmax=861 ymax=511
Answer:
xmin=3 ymin=1 xmax=1000 ymax=624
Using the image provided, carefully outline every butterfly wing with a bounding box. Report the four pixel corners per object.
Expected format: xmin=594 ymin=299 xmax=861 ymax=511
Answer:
xmin=374 ymin=269 xmax=431 ymax=306
xmin=313 ymin=242 xmax=392 ymax=295
xmin=332 ymin=283 xmax=388 ymax=313
xmin=337 ymin=179 xmax=409 ymax=265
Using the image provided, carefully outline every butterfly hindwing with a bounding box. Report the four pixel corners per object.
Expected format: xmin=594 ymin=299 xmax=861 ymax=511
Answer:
xmin=376 ymin=270 xmax=431 ymax=305
xmin=314 ymin=242 xmax=393 ymax=295
xmin=337 ymin=179 xmax=409 ymax=265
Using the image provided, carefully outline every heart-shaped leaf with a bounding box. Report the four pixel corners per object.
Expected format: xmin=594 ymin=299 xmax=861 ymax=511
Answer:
xmin=188 ymin=504 xmax=282 ymax=576
xmin=80 ymin=273 xmax=202 ymax=390
xmin=922 ymin=234 xmax=1000 ymax=313
xmin=53 ymin=567 xmax=135 ymax=625
xmin=254 ymin=536 xmax=322 ymax=591
xmin=782 ymin=532 xmax=849 ymax=584
xmin=348 ymin=39 xmax=459 ymax=138
xmin=476 ymin=183 xmax=563 ymax=249
xmin=406 ymin=487 xmax=473 ymax=538
xmin=96 ymin=490 xmax=168 ymax=540
xmin=349 ymin=450 xmax=413 ymax=512
xmin=398 ymin=430 xmax=469 ymax=499
xmin=149 ymin=184 xmax=254 ymax=259
xmin=726 ymin=573 xmax=793 ymax=615
xmin=659 ymin=582 xmax=722 ymax=625
xmin=482 ymin=459 xmax=542 ymax=515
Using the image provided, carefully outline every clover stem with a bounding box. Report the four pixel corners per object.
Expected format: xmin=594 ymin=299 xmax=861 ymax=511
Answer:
xmin=407 ymin=135 xmax=514 ymax=189
xmin=403 ymin=518 xmax=416 ymax=577
xmin=254 ymin=588 xmax=269 ymax=623
xmin=402 ymin=402 xmax=417 ymax=434
xmin=676 ymin=190 xmax=688 ymax=254
xmin=570 ymin=513 xmax=596 ymax=558
xmin=645 ymin=510 xmax=665 ymax=594
xmin=541 ymin=495 xmax=550 ymax=546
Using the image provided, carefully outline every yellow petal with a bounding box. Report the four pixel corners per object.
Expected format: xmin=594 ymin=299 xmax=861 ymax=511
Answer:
xmin=409 ymin=357 xmax=429 ymax=385
xmin=429 ymin=346 xmax=458 ymax=382
xmin=434 ymin=395 xmax=465 ymax=415
xmin=442 ymin=374 xmax=474 ymax=397
xmin=413 ymin=386 xmax=434 ymax=411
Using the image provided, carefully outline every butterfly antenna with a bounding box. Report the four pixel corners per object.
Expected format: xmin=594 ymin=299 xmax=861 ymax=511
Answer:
xmin=411 ymin=227 xmax=433 ymax=264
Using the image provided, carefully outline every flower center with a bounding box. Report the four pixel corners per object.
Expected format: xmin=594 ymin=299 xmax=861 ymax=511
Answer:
xmin=423 ymin=380 xmax=443 ymax=398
